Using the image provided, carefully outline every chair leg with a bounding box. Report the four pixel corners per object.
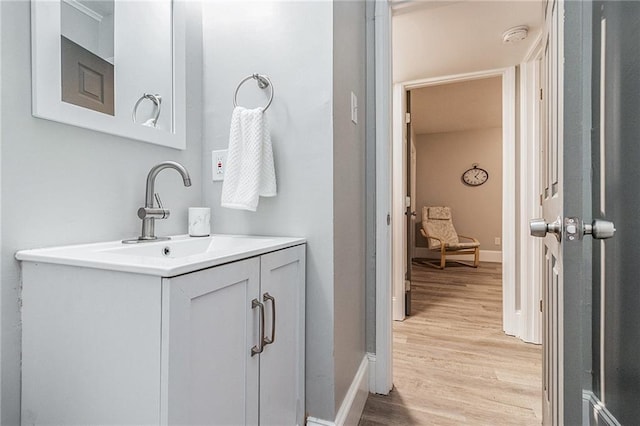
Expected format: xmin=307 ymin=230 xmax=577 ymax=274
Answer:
xmin=473 ymin=247 xmax=480 ymax=267
xmin=440 ymin=246 xmax=446 ymax=269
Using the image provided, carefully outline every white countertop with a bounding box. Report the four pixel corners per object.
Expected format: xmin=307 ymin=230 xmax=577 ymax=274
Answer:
xmin=16 ymin=234 xmax=306 ymax=277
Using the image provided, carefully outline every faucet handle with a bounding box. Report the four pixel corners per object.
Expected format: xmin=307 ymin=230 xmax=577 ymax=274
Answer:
xmin=154 ymin=193 xmax=164 ymax=209
xmin=138 ymin=207 xmax=170 ymax=220
xmin=137 ymin=193 xmax=170 ymax=220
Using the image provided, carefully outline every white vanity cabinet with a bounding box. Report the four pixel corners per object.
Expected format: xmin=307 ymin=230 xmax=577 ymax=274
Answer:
xmin=20 ymin=242 xmax=305 ymax=426
xmin=162 ymin=246 xmax=306 ymax=425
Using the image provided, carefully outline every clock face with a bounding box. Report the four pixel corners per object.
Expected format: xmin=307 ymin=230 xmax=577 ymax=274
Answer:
xmin=462 ymin=167 xmax=489 ymax=186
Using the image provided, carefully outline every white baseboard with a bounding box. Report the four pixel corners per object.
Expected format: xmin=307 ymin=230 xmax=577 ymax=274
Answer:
xmin=479 ymin=250 xmax=502 ymax=263
xmin=307 ymin=355 xmax=370 ymax=426
xmin=367 ymin=352 xmax=376 ymax=393
xmin=413 ymin=248 xmax=502 ymax=263
xmin=306 ymin=418 xmax=334 ymax=426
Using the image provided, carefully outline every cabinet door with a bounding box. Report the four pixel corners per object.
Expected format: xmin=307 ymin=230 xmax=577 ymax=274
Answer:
xmin=162 ymin=258 xmax=260 ymax=425
xmin=259 ymin=245 xmax=306 ymax=426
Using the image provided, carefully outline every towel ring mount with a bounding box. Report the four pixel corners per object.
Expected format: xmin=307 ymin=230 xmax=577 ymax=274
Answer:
xmin=133 ymin=93 xmax=162 ymax=127
xmin=233 ymin=74 xmax=274 ymax=111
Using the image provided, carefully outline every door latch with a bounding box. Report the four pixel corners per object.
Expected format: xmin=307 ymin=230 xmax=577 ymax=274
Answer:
xmin=565 ymin=217 xmax=616 ymax=241
xmin=530 ymin=217 xmax=616 ymax=242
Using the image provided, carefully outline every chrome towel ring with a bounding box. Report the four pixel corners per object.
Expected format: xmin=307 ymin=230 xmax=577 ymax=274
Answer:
xmin=233 ymin=74 xmax=274 ymax=111
xmin=133 ymin=93 xmax=162 ymax=127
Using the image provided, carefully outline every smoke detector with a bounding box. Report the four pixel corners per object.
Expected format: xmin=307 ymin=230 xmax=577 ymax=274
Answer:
xmin=502 ymin=26 xmax=529 ymax=43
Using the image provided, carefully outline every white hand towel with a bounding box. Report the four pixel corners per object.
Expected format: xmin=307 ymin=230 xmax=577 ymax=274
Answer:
xmin=221 ymin=107 xmax=277 ymax=211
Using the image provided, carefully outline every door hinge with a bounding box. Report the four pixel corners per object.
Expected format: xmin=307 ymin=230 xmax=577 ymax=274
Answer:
xmin=540 ymin=88 xmax=543 ymax=100
xmin=405 ymin=112 xmax=411 ymax=124
xmin=539 ymin=194 xmax=543 ymax=206
xmin=540 ymin=299 xmax=543 ymax=312
xmin=387 ymin=213 xmax=391 ymax=225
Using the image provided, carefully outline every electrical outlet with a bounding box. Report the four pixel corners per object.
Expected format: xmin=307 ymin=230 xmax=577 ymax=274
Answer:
xmin=495 ymin=237 xmax=501 ymax=246
xmin=211 ymin=149 xmax=227 ymax=181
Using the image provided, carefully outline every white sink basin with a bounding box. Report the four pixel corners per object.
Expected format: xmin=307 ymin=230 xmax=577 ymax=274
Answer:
xmin=16 ymin=234 xmax=305 ymax=277
xmin=102 ymin=235 xmax=274 ymax=259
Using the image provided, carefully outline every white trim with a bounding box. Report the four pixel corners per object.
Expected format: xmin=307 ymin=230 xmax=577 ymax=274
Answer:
xmin=582 ymin=391 xmax=621 ymax=426
xmin=501 ymin=67 xmax=518 ymax=338
xmin=374 ymin=0 xmax=393 ymax=396
xmin=306 ymin=356 xmax=370 ymax=426
xmin=306 ymin=417 xmax=335 ymax=426
xmin=391 ymin=84 xmax=405 ymax=322
xmin=62 ymin=0 xmax=105 ymax=22
xmin=480 ymin=250 xmax=502 ymax=263
xmin=367 ymin=352 xmax=377 ymax=393
xmin=413 ymin=248 xmax=502 ymax=263
xmin=518 ymin=51 xmax=543 ymax=344
xmin=402 ymin=67 xmax=515 ymax=90
xmin=335 ymin=356 xmax=369 ymax=426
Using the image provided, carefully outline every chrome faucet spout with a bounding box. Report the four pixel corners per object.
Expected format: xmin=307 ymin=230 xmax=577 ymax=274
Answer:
xmin=123 ymin=161 xmax=192 ymax=244
xmin=144 ymin=161 xmax=192 ymax=208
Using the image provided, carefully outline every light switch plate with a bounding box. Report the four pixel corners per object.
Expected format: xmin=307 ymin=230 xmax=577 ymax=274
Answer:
xmin=212 ymin=149 xmax=227 ymax=181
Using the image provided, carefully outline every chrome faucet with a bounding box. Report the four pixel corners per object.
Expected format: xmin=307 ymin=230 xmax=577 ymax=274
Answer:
xmin=123 ymin=161 xmax=192 ymax=243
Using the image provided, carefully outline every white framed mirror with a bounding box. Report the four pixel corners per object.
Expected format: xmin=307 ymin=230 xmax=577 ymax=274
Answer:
xmin=31 ymin=0 xmax=186 ymax=150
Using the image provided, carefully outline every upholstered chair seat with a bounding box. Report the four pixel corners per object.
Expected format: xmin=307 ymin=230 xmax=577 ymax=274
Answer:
xmin=419 ymin=206 xmax=480 ymax=269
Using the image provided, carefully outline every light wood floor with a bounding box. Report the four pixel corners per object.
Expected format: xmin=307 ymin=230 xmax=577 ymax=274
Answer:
xmin=359 ymin=261 xmax=542 ymax=425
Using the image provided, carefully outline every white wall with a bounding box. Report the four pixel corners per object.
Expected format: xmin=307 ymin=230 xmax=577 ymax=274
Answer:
xmin=0 ymin=2 xmax=203 ymax=423
xmin=201 ymin=1 xmax=366 ymax=420
xmin=201 ymin=1 xmax=337 ymax=420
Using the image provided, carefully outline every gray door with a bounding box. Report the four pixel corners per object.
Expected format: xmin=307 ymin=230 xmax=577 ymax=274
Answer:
xmin=585 ymin=1 xmax=640 ymax=423
xmin=534 ymin=1 xmax=637 ymax=423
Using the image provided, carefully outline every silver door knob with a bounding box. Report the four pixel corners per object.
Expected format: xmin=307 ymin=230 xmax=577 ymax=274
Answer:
xmin=584 ymin=219 xmax=616 ymax=239
xmin=530 ymin=218 xmax=562 ymax=241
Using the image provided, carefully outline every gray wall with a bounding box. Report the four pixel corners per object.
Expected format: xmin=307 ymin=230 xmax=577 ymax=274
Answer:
xmin=332 ymin=0 xmax=366 ymax=412
xmin=201 ymin=1 xmax=366 ymax=420
xmin=0 ymin=2 xmax=203 ymax=423
xmin=364 ymin=0 xmax=377 ymax=355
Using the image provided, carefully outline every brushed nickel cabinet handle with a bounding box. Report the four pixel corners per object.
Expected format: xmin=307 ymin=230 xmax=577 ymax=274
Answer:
xmin=263 ymin=292 xmax=276 ymax=346
xmin=251 ymin=298 xmax=265 ymax=356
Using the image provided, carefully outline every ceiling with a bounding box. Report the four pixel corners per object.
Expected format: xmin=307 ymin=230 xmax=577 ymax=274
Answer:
xmin=392 ymin=0 xmax=544 ymax=82
xmin=410 ymin=76 xmax=502 ymax=135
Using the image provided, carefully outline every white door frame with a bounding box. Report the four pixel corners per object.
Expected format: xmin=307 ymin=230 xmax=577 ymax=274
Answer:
xmin=372 ymin=0 xmax=393 ymax=395
xmin=519 ymin=42 xmax=545 ymax=345
xmin=391 ymin=67 xmax=518 ymax=331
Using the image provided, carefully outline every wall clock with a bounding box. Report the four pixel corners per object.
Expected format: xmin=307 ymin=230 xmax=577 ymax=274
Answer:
xmin=462 ymin=164 xmax=489 ymax=186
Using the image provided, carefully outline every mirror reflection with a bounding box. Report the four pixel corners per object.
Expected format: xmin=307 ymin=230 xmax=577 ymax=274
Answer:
xmin=60 ymin=0 xmax=115 ymax=115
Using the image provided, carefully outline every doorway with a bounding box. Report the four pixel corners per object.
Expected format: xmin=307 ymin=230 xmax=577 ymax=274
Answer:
xmin=406 ymin=76 xmax=504 ymax=315
xmin=372 ymin=0 xmax=546 ymax=410
xmin=391 ymin=68 xmax=520 ymax=329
